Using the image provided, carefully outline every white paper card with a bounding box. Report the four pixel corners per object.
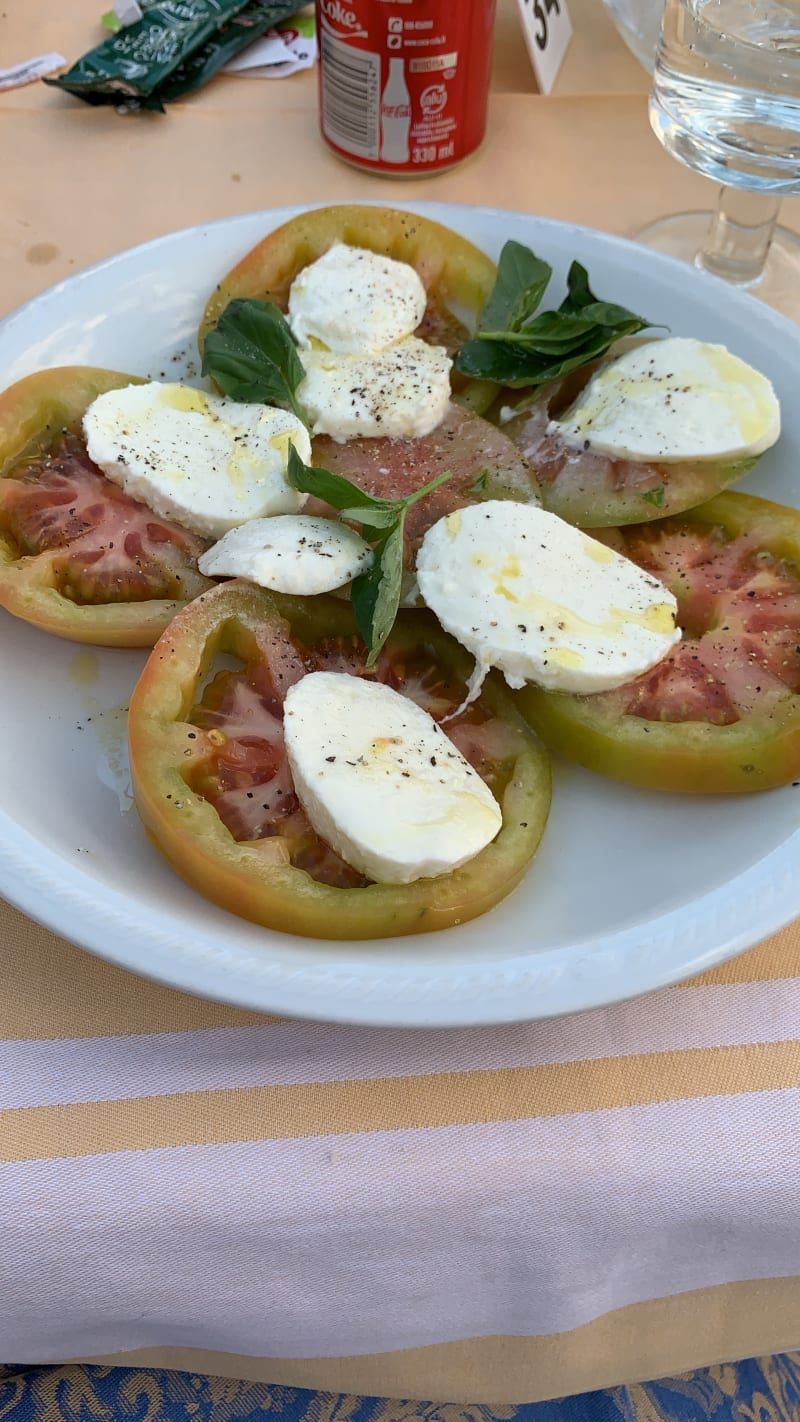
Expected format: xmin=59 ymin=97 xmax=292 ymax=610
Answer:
xmin=0 ymin=53 xmax=66 ymax=91
xmin=516 ymin=0 xmax=573 ymax=95
xmin=224 ymin=15 xmax=317 ymax=78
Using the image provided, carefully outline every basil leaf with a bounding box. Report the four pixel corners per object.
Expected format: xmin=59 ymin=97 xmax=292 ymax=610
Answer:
xmin=455 ymin=337 xmax=543 ymax=384
xmin=560 ymin=261 xmax=595 ymax=314
xmin=286 ymin=446 xmax=385 ymax=513
xmin=351 ymin=522 xmax=405 ymax=668
xmin=576 ymin=299 xmax=652 ymax=329
xmin=458 ymin=328 xmax=603 ymax=390
xmin=482 ymin=310 xmax=600 ymax=350
xmin=287 ymin=449 xmax=452 ymax=524
xmin=202 ymin=298 xmax=307 ymax=425
xmin=455 ymin=244 xmax=659 ymax=393
xmin=504 ymin=331 xmax=639 ymax=402
xmin=469 ymin=469 xmax=490 ymax=495
xmin=338 ymin=505 xmax=398 ymax=532
xmin=641 ymin=483 xmax=666 ymax=506
xmin=402 ymin=469 xmax=453 ymax=511
xmin=459 ymin=317 xmax=653 ymax=391
xmin=478 ymin=242 xmax=552 ymax=335
xmin=286 ymin=449 xmax=453 ymax=662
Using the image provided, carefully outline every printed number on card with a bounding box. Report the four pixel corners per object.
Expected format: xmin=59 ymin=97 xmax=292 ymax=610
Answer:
xmin=516 ymin=0 xmax=573 ymax=94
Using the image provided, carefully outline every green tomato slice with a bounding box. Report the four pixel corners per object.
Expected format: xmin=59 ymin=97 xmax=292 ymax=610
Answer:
xmin=128 ymin=581 xmax=552 ymax=939
xmin=199 ymin=205 xmax=498 ymax=358
xmin=501 ymin=377 xmax=759 ymax=528
xmin=0 ymin=367 xmax=212 ymax=646
xmin=515 ymin=492 xmax=800 ymax=793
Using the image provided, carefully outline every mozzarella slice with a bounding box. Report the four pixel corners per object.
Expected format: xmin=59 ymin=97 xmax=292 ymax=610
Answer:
xmin=552 ymin=337 xmax=780 ymax=464
xmin=288 ymin=243 xmax=428 ymax=354
xmin=298 ymin=337 xmax=452 ymax=442
xmin=283 ymin=672 xmax=502 ymax=884
xmin=83 ymin=383 xmax=310 ymax=538
xmin=198 ymin=515 xmax=373 ymax=594
xmin=416 ymin=501 xmax=680 ymax=697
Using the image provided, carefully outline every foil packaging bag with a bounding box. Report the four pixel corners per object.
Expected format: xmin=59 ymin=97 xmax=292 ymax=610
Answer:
xmin=45 ymin=0 xmax=301 ymax=110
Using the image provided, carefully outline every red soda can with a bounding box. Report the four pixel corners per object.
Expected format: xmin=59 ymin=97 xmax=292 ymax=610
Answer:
xmin=316 ymin=0 xmax=497 ymax=176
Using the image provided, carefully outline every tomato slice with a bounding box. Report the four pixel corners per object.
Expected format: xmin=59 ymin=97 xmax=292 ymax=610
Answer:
xmin=128 ymin=581 xmax=552 ymax=939
xmin=198 ymin=205 xmax=497 ymax=358
xmin=501 ymin=371 xmax=756 ymax=528
xmin=310 ymin=404 xmax=540 ymax=584
xmin=0 ymin=368 xmax=213 ymax=646
xmin=515 ymin=492 xmax=800 ymax=793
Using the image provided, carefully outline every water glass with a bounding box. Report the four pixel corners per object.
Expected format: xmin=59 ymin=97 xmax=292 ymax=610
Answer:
xmin=599 ymin=0 xmax=663 ymax=69
xmin=621 ymin=0 xmax=800 ymax=320
xmin=650 ymin=0 xmax=800 ymax=195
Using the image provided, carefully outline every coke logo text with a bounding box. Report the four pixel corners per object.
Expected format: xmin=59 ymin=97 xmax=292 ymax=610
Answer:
xmin=319 ymin=0 xmax=359 ymax=27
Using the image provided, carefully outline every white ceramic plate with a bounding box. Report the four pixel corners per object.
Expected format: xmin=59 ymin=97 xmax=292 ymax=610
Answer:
xmin=2 ymin=201 xmax=800 ymax=1027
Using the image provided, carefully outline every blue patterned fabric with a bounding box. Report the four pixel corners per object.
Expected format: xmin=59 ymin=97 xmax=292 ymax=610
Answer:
xmin=2 ymin=1356 xmax=800 ymax=1422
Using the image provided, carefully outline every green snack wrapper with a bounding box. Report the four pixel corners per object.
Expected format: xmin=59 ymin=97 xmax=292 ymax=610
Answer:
xmin=44 ymin=0 xmax=296 ymax=109
xmin=152 ymin=0 xmax=302 ymax=105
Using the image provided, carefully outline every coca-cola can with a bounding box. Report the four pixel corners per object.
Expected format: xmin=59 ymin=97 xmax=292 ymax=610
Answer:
xmin=315 ymin=0 xmax=497 ymax=176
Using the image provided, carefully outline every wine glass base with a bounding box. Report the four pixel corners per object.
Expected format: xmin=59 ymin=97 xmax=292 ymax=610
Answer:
xmin=636 ymin=212 xmax=800 ymax=324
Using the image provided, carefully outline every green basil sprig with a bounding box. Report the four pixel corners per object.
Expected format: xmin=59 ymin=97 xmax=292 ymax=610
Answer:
xmin=202 ymin=301 xmax=454 ymax=664
xmin=454 ymin=241 xmax=657 ymax=407
xmin=201 ymin=298 xmax=307 ymax=426
xmin=287 ymin=447 xmax=452 ymax=667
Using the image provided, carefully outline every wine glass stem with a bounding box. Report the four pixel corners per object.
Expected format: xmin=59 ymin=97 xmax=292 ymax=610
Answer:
xmin=698 ymin=187 xmax=781 ymax=287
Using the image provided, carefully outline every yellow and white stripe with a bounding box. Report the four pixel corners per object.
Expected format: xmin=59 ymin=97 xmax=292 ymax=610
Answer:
xmin=3 ymin=901 xmax=800 ymax=1399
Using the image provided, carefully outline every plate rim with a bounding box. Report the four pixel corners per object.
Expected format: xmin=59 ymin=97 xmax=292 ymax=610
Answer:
xmin=1 ymin=797 xmax=798 ymax=1026
xmin=2 ymin=199 xmax=800 ymax=1027
xmin=5 ymin=197 xmax=800 ymax=346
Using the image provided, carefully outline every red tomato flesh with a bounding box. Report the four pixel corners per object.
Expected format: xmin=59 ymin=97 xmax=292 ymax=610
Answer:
xmin=190 ymin=625 xmax=519 ymax=889
xmin=1 ymin=436 xmax=208 ymax=605
xmin=0 ymin=368 xmax=213 ymax=647
xmin=603 ymin=518 xmax=800 ymax=726
xmin=129 ymin=585 xmax=552 ymax=938
xmin=311 ymin=405 xmax=539 ymax=566
xmin=516 ymin=493 xmax=800 ymax=794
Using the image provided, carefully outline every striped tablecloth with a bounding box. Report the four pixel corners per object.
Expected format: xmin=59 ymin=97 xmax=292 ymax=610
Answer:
xmin=3 ymin=906 xmax=800 ymax=1401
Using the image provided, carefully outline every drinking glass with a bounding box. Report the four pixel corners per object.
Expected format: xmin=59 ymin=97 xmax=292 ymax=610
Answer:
xmin=601 ymin=0 xmax=800 ymax=321
xmin=600 ymin=0 xmax=665 ymax=68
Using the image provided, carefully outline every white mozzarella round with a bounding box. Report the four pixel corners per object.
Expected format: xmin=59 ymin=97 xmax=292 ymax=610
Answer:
xmin=83 ymin=383 xmax=310 ymax=538
xmin=283 ymin=672 xmax=502 ymax=885
xmin=298 ymin=337 xmax=452 ymax=442
xmin=416 ymin=501 xmax=681 ymax=697
xmin=288 ymin=243 xmax=428 ymax=355
xmin=551 ymin=337 xmax=780 ymax=464
xmin=198 ymin=515 xmax=373 ymax=594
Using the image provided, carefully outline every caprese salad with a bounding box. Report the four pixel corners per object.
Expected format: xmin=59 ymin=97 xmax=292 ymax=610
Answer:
xmin=0 ymin=205 xmax=795 ymax=941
